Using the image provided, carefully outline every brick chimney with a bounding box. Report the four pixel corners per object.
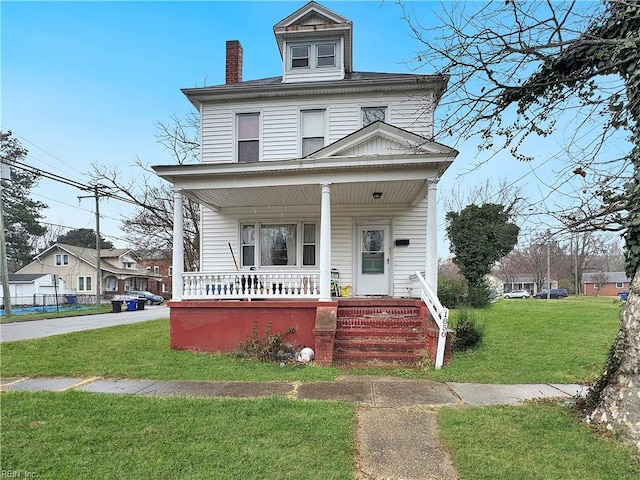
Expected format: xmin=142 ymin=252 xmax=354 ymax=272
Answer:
xmin=226 ymin=40 xmax=243 ymax=84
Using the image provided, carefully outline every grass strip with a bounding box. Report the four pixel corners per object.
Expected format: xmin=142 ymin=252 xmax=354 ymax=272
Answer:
xmin=425 ymin=296 xmax=621 ymax=384
xmin=1 ymin=391 xmax=356 ymax=480
xmin=438 ymin=401 xmax=640 ymax=480
xmin=0 ymin=319 xmax=339 ymax=382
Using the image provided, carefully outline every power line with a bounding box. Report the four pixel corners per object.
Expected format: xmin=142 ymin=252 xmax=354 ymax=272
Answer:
xmin=16 ymin=134 xmax=82 ymax=176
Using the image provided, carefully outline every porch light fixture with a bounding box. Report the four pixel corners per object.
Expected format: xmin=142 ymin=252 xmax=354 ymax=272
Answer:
xmin=372 ymin=192 xmax=383 ymax=200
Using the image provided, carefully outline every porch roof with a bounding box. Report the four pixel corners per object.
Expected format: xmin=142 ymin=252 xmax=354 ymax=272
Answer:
xmin=153 ymin=122 xmax=456 ymax=210
xmin=154 ymin=154 xmax=453 ymax=210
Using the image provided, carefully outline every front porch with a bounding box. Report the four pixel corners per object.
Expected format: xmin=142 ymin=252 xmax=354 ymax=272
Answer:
xmin=169 ymin=271 xmax=452 ymax=368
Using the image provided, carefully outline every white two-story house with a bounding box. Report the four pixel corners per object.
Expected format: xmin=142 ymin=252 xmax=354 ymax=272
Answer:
xmin=154 ymin=1 xmax=457 ymax=368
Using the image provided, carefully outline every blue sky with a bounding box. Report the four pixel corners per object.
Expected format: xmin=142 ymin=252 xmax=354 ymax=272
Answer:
xmin=1 ymin=0 xmax=622 ymax=254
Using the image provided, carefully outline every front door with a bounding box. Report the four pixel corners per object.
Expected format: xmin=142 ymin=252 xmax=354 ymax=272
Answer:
xmin=356 ymin=225 xmax=390 ymax=295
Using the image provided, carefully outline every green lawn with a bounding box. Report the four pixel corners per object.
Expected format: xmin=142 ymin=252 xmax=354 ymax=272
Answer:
xmin=438 ymin=402 xmax=640 ymax=479
xmin=1 ymin=296 xmax=635 ymax=479
xmin=0 ymin=296 xmax=621 ymax=384
xmin=0 ymin=318 xmax=339 ymax=382
xmin=0 ymin=391 xmax=355 ymax=480
xmin=427 ymin=296 xmax=622 ymax=384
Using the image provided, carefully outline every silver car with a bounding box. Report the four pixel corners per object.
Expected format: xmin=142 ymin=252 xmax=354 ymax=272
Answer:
xmin=503 ymin=290 xmax=530 ymax=299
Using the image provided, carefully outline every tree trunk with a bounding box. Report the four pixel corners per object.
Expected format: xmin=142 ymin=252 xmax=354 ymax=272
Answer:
xmin=587 ymin=271 xmax=640 ymax=448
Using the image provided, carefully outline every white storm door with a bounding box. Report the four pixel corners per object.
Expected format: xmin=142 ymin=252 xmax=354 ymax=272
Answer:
xmin=356 ymin=226 xmax=390 ymax=295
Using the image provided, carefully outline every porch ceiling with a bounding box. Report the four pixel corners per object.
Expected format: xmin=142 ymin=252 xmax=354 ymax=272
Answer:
xmin=187 ymin=179 xmax=427 ymax=209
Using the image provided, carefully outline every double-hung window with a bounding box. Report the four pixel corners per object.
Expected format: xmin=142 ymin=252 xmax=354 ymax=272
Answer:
xmin=237 ymin=113 xmax=260 ymax=163
xmin=362 ymin=106 xmax=387 ymax=126
xmin=291 ymin=45 xmax=310 ymax=68
xmin=316 ymin=44 xmax=335 ymax=67
xmin=240 ymin=222 xmax=317 ymax=267
xmin=241 ymin=224 xmax=256 ymax=267
xmin=78 ymin=276 xmax=92 ymax=291
xmin=301 ymin=110 xmax=325 ymax=156
xmin=302 ymin=223 xmax=317 ymax=266
xmin=55 ymin=254 xmax=69 ymax=266
xmin=290 ymin=42 xmax=337 ymax=69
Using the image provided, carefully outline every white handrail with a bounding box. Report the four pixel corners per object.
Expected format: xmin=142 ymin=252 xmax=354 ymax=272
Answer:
xmin=415 ymin=270 xmax=449 ymax=369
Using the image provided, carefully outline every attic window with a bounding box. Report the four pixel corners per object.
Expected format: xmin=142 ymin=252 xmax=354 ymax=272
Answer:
xmin=291 ymin=45 xmax=309 ymax=68
xmin=362 ymin=107 xmax=387 ymax=126
xmin=54 ymin=254 xmax=69 ymax=266
xmin=316 ymin=44 xmax=335 ymax=67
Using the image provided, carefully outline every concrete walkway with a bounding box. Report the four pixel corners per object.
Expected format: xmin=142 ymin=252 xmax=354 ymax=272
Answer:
xmin=0 ymin=375 xmax=587 ymax=480
xmin=0 ymin=305 xmax=169 ymax=342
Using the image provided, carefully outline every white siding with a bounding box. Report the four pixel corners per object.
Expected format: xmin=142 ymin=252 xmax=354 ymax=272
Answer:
xmin=200 ymin=200 xmax=432 ymax=298
xmin=328 ymin=104 xmax=358 ymax=143
xmin=263 ymin=107 xmax=298 ymax=160
xmin=200 ymin=91 xmax=436 ymax=163
xmin=392 ymin=198 xmax=428 ymax=297
xmin=389 ymin=93 xmax=434 ymax=138
xmin=339 ymin=136 xmax=415 ymax=157
xmin=201 ymin=105 xmax=233 ymax=163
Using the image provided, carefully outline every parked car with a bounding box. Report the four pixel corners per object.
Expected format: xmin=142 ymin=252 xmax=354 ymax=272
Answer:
xmin=533 ymin=289 xmax=568 ymax=299
xmin=125 ymin=290 xmax=164 ymax=305
xmin=503 ymin=290 xmax=530 ymax=299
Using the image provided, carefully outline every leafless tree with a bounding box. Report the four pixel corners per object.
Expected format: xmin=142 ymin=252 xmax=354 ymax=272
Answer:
xmin=90 ymin=113 xmax=201 ymax=271
xmin=591 ymin=271 xmax=610 ymax=297
xmin=443 ymin=178 xmax=529 ymax=222
xmin=403 ymin=0 xmax=640 ymax=444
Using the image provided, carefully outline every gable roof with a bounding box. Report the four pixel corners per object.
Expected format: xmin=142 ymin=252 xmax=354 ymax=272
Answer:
xmin=581 ymin=271 xmax=630 ymax=283
xmin=273 ymin=1 xmax=353 ymax=71
xmin=32 ymin=243 xmax=153 ymax=277
xmin=306 ymin=121 xmax=457 ymax=159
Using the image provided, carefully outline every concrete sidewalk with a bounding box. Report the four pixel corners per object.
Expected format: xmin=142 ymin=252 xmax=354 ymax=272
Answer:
xmin=0 ymin=375 xmax=587 ymax=406
xmin=0 ymin=305 xmax=169 ymax=342
xmin=0 ymin=375 xmax=587 ymax=480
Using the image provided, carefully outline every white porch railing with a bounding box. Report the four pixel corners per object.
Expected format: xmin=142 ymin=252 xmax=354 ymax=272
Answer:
xmin=182 ymin=271 xmax=321 ymax=300
xmin=414 ymin=270 xmax=449 ymax=369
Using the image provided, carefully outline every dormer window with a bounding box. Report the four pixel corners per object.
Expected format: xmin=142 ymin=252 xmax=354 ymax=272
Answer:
xmin=286 ymin=40 xmax=341 ymax=81
xmin=316 ymin=44 xmax=335 ymax=67
xmin=291 ymin=46 xmax=310 ymax=68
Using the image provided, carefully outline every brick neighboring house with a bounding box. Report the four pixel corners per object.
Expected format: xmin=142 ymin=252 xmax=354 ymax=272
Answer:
xmin=581 ymin=271 xmax=631 ymax=296
xmin=136 ymin=251 xmax=173 ymax=299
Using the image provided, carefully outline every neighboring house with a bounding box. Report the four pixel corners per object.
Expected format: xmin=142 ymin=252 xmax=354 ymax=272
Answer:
xmin=16 ymin=243 xmax=159 ymax=297
xmin=499 ymin=276 xmax=558 ymax=295
xmin=0 ymin=273 xmax=65 ymax=307
xmin=136 ymin=250 xmax=173 ymax=299
xmin=582 ymin=271 xmax=630 ymax=296
xmin=152 ymin=2 xmax=456 ymax=367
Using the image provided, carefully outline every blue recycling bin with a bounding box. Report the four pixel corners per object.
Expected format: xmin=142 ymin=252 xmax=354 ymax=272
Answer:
xmin=619 ymin=291 xmax=629 ymax=301
xmin=125 ymin=299 xmax=138 ymax=311
xmin=66 ymin=295 xmax=77 ymax=305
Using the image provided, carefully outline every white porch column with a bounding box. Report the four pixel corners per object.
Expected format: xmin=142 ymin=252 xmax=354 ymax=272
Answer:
xmin=172 ymin=190 xmax=185 ymax=301
xmin=319 ymin=182 xmax=332 ymax=301
xmin=425 ymin=180 xmax=438 ymax=292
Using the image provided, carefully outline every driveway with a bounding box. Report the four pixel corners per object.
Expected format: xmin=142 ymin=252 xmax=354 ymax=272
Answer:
xmin=0 ymin=305 xmax=169 ymax=343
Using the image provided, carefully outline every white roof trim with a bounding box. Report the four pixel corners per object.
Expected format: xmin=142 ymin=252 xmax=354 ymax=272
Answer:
xmin=306 ymin=121 xmax=457 ymax=159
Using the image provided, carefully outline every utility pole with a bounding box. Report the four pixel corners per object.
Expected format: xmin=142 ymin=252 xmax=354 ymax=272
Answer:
xmin=0 ymin=172 xmax=12 ymax=317
xmin=546 ymin=241 xmax=551 ymax=300
xmin=574 ymin=233 xmax=580 ymax=296
xmin=94 ymin=185 xmax=101 ymax=308
xmin=79 ymin=185 xmax=102 ymax=308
